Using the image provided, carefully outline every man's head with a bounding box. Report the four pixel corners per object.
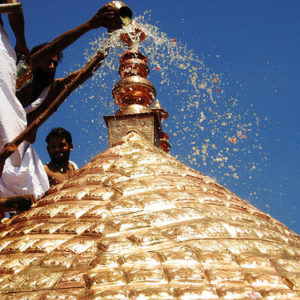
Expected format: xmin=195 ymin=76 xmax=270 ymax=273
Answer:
xmin=31 ymin=43 xmax=63 ymax=87
xmin=46 ymin=127 xmax=73 ymax=165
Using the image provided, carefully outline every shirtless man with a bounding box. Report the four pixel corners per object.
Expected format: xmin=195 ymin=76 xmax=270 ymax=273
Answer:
xmin=44 ymin=127 xmax=78 ymax=186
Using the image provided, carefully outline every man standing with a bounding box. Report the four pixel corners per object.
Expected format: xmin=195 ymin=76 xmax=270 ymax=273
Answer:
xmin=44 ymin=127 xmax=78 ymax=186
xmin=0 ymin=0 xmax=49 ymax=200
xmin=0 ymin=0 xmax=29 ymax=165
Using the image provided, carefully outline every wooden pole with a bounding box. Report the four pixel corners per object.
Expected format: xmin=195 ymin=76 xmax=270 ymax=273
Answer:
xmin=0 ymin=194 xmax=34 ymax=213
xmin=0 ymin=49 xmax=108 ymax=175
xmin=0 ymin=3 xmax=21 ymax=14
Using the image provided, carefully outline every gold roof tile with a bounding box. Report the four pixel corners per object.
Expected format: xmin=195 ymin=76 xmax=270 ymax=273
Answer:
xmin=0 ymin=132 xmax=299 ymax=298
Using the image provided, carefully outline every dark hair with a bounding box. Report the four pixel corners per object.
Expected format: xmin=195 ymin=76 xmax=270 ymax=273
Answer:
xmin=46 ymin=127 xmax=72 ymax=145
xmin=31 ymin=42 xmax=63 ymax=63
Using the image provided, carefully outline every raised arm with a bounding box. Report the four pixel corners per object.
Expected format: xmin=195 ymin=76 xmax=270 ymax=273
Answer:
xmin=6 ymin=0 xmax=29 ymax=57
xmin=31 ymin=4 xmax=121 ymax=69
xmin=26 ymin=49 xmax=109 ymax=128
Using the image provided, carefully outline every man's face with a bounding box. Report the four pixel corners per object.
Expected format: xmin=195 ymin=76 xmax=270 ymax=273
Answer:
xmin=47 ymin=136 xmax=73 ymax=165
xmin=36 ymin=56 xmax=59 ymax=86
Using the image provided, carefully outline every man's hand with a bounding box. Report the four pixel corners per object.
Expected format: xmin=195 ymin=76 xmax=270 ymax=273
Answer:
xmin=15 ymin=42 xmax=30 ymax=62
xmin=88 ymin=4 xmax=123 ymax=32
xmin=6 ymin=0 xmax=29 ymax=61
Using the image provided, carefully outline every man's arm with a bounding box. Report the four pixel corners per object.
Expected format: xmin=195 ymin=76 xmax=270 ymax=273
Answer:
xmin=0 ymin=49 xmax=108 ymax=168
xmin=6 ymin=0 xmax=29 ymax=57
xmin=27 ymin=49 xmax=108 ymax=127
xmin=31 ymin=4 xmax=120 ymax=69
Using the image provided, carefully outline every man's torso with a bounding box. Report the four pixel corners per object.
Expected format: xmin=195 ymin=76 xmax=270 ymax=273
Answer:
xmin=44 ymin=161 xmax=77 ymax=186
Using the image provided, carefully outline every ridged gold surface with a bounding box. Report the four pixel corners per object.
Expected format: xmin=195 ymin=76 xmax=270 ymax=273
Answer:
xmin=0 ymin=132 xmax=299 ymax=299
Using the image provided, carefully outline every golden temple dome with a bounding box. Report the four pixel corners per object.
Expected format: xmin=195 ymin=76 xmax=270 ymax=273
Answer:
xmin=0 ymin=12 xmax=299 ymax=299
xmin=0 ymin=132 xmax=299 ymax=299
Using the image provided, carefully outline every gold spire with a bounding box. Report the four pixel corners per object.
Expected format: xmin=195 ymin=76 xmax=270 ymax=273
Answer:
xmin=104 ymin=21 xmax=162 ymax=148
xmin=105 ymin=22 xmax=171 ymax=152
xmin=112 ymin=21 xmax=155 ymax=116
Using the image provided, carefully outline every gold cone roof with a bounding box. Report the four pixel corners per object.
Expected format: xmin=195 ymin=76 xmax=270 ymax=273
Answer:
xmin=0 ymin=132 xmax=299 ymax=299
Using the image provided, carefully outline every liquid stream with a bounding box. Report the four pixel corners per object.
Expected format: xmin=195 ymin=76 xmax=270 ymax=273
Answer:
xmin=70 ymin=14 xmax=267 ymax=201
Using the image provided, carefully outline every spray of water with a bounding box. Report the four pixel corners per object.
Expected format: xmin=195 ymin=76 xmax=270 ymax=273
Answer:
xmin=71 ymin=14 xmax=267 ymax=203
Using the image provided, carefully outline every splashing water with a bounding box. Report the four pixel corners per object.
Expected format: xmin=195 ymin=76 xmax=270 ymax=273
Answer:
xmin=71 ymin=14 xmax=267 ymax=201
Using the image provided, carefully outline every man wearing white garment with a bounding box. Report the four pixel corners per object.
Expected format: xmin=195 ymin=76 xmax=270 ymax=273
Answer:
xmin=16 ymin=2 xmax=121 ymax=135
xmin=0 ymin=0 xmax=28 ymax=165
xmin=1 ymin=2 xmax=121 ymax=203
xmin=1 ymin=2 xmax=123 ymax=205
xmin=0 ymin=0 xmax=49 ymax=202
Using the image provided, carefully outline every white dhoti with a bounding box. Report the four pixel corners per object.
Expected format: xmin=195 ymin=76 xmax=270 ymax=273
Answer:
xmin=0 ymin=142 xmax=49 ymax=200
xmin=0 ymin=24 xmax=49 ymax=199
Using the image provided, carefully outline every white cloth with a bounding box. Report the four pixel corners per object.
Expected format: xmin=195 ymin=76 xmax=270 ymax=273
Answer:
xmin=24 ymin=85 xmax=51 ymax=114
xmin=70 ymin=160 xmax=78 ymax=170
xmin=0 ymin=142 xmax=49 ymax=200
xmin=0 ymin=24 xmax=49 ymax=199
xmin=0 ymin=24 xmax=26 ymax=164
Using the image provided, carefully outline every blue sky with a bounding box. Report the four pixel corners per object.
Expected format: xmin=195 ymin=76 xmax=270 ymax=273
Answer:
xmin=4 ymin=1 xmax=299 ymax=234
